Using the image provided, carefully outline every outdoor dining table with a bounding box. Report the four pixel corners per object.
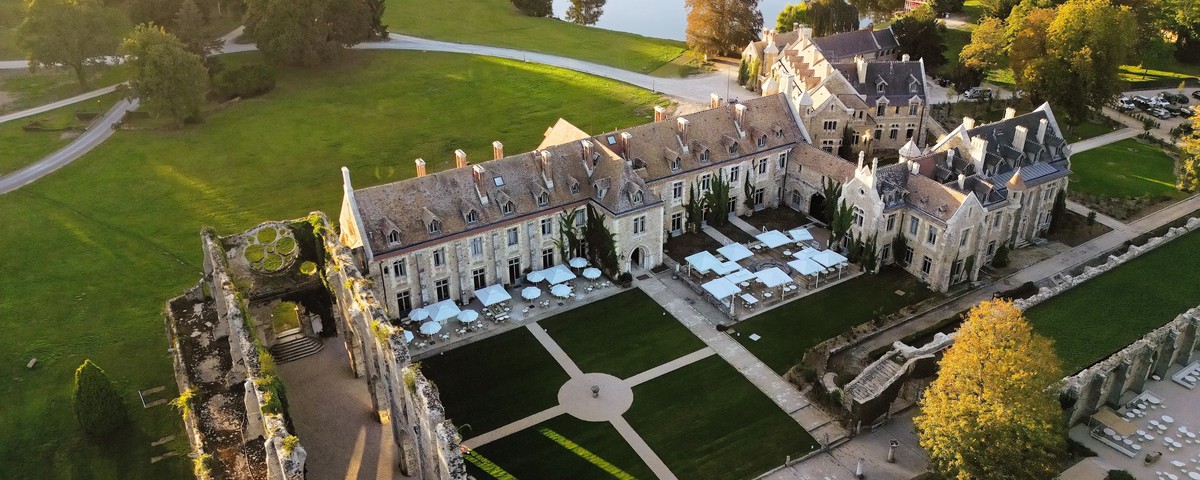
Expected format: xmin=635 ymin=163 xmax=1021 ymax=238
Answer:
xmin=1165 ymin=415 xmax=1176 ymax=424
xmin=1188 ymin=471 xmax=1200 ymax=480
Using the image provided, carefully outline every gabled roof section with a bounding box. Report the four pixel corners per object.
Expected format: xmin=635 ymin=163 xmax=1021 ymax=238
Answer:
xmin=540 ymin=118 xmax=592 ymax=150
xmin=832 ymin=61 xmax=927 ymax=104
xmin=813 ymin=27 xmax=898 ymax=60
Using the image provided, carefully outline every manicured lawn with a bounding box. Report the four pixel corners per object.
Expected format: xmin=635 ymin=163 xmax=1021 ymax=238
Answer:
xmin=0 ymin=66 xmax=129 ymax=114
xmin=940 ymin=28 xmax=972 ymax=77
xmin=1069 ymin=138 xmax=1184 ymax=199
xmin=625 ymin=356 xmax=820 ymax=480
xmin=0 ymin=92 xmax=120 ymax=175
xmin=1025 ymin=230 xmax=1200 ymax=373
xmin=383 ymin=0 xmax=688 ymax=75
xmin=0 ymin=0 xmax=20 ymax=60
xmin=541 ymin=289 xmax=706 ymax=379
xmin=465 ymin=415 xmax=653 ymax=480
xmin=733 ymin=267 xmax=938 ymax=374
xmin=1063 ymin=118 xmax=1121 ymax=143
xmin=421 ymin=327 xmax=569 ymax=435
xmin=0 ymin=50 xmax=663 ymax=478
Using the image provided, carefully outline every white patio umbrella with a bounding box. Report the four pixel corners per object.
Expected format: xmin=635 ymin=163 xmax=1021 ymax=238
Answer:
xmin=426 ymin=299 xmax=461 ymax=323
xmin=474 ymin=284 xmax=512 ymax=306
xmin=419 ymin=321 xmax=442 ymax=335
xmin=542 ymin=264 xmax=577 ymax=284
xmin=527 ymin=269 xmax=546 ymax=283
xmin=684 ymin=251 xmax=721 ymax=275
xmin=521 ymin=286 xmax=542 ymax=300
xmin=551 ymin=284 xmax=572 ymax=298
xmin=408 ymin=307 xmax=430 ymax=322
xmin=789 ymin=228 xmax=814 ymax=243
xmin=402 ymin=330 xmax=415 ymax=343
xmin=582 ymin=267 xmax=602 ymax=280
xmin=716 ymin=243 xmax=753 ymax=262
xmin=457 ymin=310 xmax=480 ymax=324
xmin=568 ymin=257 xmax=589 ymax=268
xmin=756 ymin=230 xmax=792 ymax=248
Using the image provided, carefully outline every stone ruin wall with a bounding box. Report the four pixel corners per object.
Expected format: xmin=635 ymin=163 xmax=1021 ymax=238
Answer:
xmin=317 ymin=213 xmax=469 ymax=480
xmin=200 ymin=230 xmax=308 ymax=480
xmin=838 ymin=216 xmax=1200 ymax=426
xmin=164 ymin=285 xmax=217 ymax=478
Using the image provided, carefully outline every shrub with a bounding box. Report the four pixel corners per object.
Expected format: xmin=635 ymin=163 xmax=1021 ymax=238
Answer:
xmin=281 ymin=435 xmax=300 ymax=454
xmin=299 ymin=261 xmax=317 ymax=275
xmin=991 ymin=243 xmax=1010 ymax=268
xmin=72 ymin=360 xmax=128 ymax=437
xmin=215 ymin=64 xmax=276 ymax=100
xmin=1105 ymin=470 xmax=1134 ymax=480
xmin=1087 ymin=211 xmax=1097 ymax=226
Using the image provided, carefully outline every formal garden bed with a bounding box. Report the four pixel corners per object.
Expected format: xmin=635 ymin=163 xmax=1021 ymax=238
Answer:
xmin=663 ymin=231 xmax=725 ymax=264
xmin=464 ymin=415 xmax=654 ymax=480
xmin=1044 ymin=210 xmax=1113 ymax=247
xmin=742 ymin=206 xmax=817 ymax=232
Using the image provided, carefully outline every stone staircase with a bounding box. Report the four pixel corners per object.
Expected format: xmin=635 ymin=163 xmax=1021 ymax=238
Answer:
xmin=269 ymin=331 xmax=324 ymax=364
xmin=844 ymin=354 xmax=906 ymax=403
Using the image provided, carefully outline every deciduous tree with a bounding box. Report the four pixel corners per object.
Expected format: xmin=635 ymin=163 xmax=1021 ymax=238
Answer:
xmin=1179 ymin=111 xmax=1200 ymax=192
xmin=891 ymin=6 xmax=947 ymax=71
xmin=959 ymin=16 xmax=1007 ymax=71
xmin=73 ymin=360 xmax=128 ymax=437
xmin=848 ymin=0 xmax=902 ymax=23
xmin=808 ymin=0 xmax=858 ymax=37
xmin=976 ymin=0 xmax=1020 ymax=19
xmin=927 ymin=0 xmax=964 ymax=16
xmin=16 ymin=0 xmax=127 ymax=88
xmin=511 ymin=0 xmax=552 ymax=17
xmin=566 ymin=0 xmax=605 ymax=25
xmin=915 ymin=299 xmax=1065 ymax=480
xmin=685 ymin=0 xmax=763 ymax=56
xmin=776 ymin=2 xmax=809 ymax=32
xmin=243 ymin=0 xmax=372 ymax=66
xmin=121 ymin=24 xmax=209 ymax=126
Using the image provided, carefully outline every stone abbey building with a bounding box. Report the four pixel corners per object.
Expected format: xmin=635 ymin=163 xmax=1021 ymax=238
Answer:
xmin=338 ymin=90 xmax=1071 ymax=319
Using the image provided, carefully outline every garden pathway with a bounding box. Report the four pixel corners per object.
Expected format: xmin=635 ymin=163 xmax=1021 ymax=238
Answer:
xmin=461 ymin=323 xmax=719 ymax=480
xmin=0 ymin=84 xmax=119 ymax=125
xmin=637 ymin=273 xmax=851 ymax=445
xmin=1068 ymin=127 xmax=1139 ymax=154
xmin=1065 ymin=200 xmax=1128 ymax=232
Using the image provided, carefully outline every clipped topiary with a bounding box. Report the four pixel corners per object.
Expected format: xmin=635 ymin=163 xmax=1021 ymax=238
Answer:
xmin=245 ymin=243 xmax=266 ymax=263
xmin=72 ymin=360 xmax=128 ymax=437
xmin=256 ymin=228 xmax=278 ymax=244
xmin=275 ymin=236 xmax=296 ymax=255
xmin=262 ymin=253 xmax=284 ymax=271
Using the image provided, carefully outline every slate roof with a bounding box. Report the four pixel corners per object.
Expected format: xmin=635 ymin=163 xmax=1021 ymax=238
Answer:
xmin=597 ymin=95 xmax=806 ymax=183
xmin=813 ymin=28 xmax=899 ymax=61
xmin=874 ymin=161 xmax=971 ymax=222
xmin=353 ymin=134 xmax=659 ymax=256
xmin=965 ymin=110 xmax=1070 ymax=181
xmin=833 ymin=61 xmax=926 ymax=104
xmin=746 ymin=30 xmax=802 ymax=59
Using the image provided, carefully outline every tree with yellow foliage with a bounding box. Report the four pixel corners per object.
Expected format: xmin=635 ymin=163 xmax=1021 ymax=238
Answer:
xmin=914 ymin=299 xmax=1066 ymax=480
xmin=1179 ymin=110 xmax=1200 ymax=193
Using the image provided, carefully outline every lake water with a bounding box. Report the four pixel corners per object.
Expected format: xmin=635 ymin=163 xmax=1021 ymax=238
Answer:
xmin=549 ymin=0 xmax=868 ymax=42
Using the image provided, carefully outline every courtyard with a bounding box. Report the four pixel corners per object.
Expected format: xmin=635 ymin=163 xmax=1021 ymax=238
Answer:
xmin=420 ymin=289 xmax=821 ymax=480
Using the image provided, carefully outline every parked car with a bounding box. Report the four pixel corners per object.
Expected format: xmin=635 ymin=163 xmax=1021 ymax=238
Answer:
xmin=1164 ymin=105 xmax=1185 ymax=116
xmin=1133 ymin=95 xmax=1153 ymax=105
xmin=1150 ymin=108 xmax=1173 ymax=119
xmin=1148 ymin=97 xmax=1171 ymax=109
xmin=1116 ymin=99 xmax=1136 ymax=111
xmin=964 ymin=87 xmax=992 ymax=99
xmin=1192 ymin=91 xmax=1200 ymax=101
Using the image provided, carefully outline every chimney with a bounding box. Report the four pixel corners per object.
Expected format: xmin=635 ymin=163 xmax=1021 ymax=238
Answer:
xmin=962 ymin=117 xmax=976 ymax=130
xmin=969 ymin=136 xmax=988 ymax=172
xmin=414 ymin=158 xmax=427 ymax=177
xmin=538 ymin=149 xmax=553 ymax=174
xmin=1003 ymin=107 xmax=1016 ymax=120
xmin=471 ymin=164 xmax=488 ymax=204
xmin=454 ymin=149 xmax=468 ymax=169
xmin=762 ymin=28 xmax=770 ymax=41
xmin=1037 ymin=118 xmax=1048 ymax=143
xmin=793 ymin=22 xmax=800 ymax=33
xmin=910 ymin=161 xmax=920 ymax=175
xmin=580 ymin=139 xmax=594 ymax=163
xmin=855 ymin=55 xmax=868 ymax=84
xmin=800 ymin=26 xmax=813 ymax=40
xmin=492 ymin=141 xmax=504 ymax=160
xmin=340 ymin=166 xmax=354 ymax=197
xmin=871 ymin=157 xmax=879 ymax=174
xmin=957 ymin=173 xmax=966 ymax=190
xmin=619 ymin=132 xmax=632 ymax=153
xmin=901 ymin=53 xmax=910 ymax=62
xmin=677 ymin=117 xmax=690 ymax=144
xmin=710 ymin=93 xmax=722 ymax=109
xmin=857 ymin=151 xmax=865 ymax=170
xmin=1012 ymin=125 xmax=1029 ymax=150
xmin=946 ymin=148 xmax=955 ymax=164
xmin=735 ymin=103 xmax=747 ymax=125
xmin=654 ymin=105 xmax=667 ymax=122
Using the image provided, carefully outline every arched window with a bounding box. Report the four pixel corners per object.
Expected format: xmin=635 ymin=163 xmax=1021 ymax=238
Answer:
xmin=700 ymin=149 xmax=710 ymax=162
xmin=466 ymin=210 xmax=478 ymax=224
xmin=428 ymin=219 xmax=441 ymax=234
xmin=633 ymin=191 xmax=643 ymax=203
xmin=388 ymin=230 xmax=399 ymax=244
xmin=728 ymin=142 xmax=739 ymax=154
xmin=537 ymin=192 xmax=549 ymax=207
xmin=758 ymin=134 xmax=767 ymax=147
xmin=502 ymin=201 xmax=515 ymax=215
xmin=671 ymin=157 xmax=681 ymax=171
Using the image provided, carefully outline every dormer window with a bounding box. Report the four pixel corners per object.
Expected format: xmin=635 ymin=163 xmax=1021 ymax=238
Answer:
xmin=876 ymin=81 xmax=885 ymax=93
xmin=728 ymin=142 xmax=739 ymax=154
xmin=388 ymin=230 xmax=399 ymax=244
xmin=775 ymin=128 xmax=784 ymax=138
xmin=502 ymin=201 xmax=515 ymax=215
xmin=671 ymin=157 xmax=681 ymax=171
xmin=700 ymin=149 xmax=710 ymax=162
xmin=570 ymin=182 xmax=580 ymax=194
xmin=876 ymin=102 xmax=886 ymax=116
xmin=909 ymin=80 xmax=918 ymax=93
xmin=633 ymin=191 xmax=643 ymax=204
xmin=466 ymin=210 xmax=478 ymax=224
xmin=428 ymin=219 xmax=441 ymax=234
xmin=537 ymin=192 xmax=549 ymax=207
xmin=757 ymin=134 xmax=767 ymax=147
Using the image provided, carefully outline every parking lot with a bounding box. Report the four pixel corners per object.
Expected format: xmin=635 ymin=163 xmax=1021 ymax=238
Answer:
xmin=1118 ymin=87 xmax=1198 ymax=136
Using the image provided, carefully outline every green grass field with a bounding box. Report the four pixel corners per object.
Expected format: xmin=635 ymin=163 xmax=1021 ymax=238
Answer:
xmin=1068 ymin=138 xmax=1184 ymax=199
xmin=0 ymin=50 xmax=663 ymax=479
xmin=541 ymin=290 xmax=706 ymax=379
xmin=465 ymin=415 xmax=654 ymax=479
xmin=0 ymin=66 xmax=129 ymax=114
xmin=625 ymin=356 xmax=820 ymax=480
xmin=1025 ymin=230 xmax=1200 ymax=372
xmin=0 ymin=0 xmax=20 ymax=60
xmin=1063 ymin=118 xmax=1121 ymax=143
xmin=0 ymin=92 xmax=120 ymax=175
xmin=734 ymin=267 xmax=938 ymax=374
xmin=383 ymin=0 xmax=688 ymax=75
xmin=421 ymin=327 xmax=570 ymax=435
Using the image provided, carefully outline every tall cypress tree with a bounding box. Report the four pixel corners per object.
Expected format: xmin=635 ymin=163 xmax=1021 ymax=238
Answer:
xmin=73 ymin=360 xmax=128 ymax=437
